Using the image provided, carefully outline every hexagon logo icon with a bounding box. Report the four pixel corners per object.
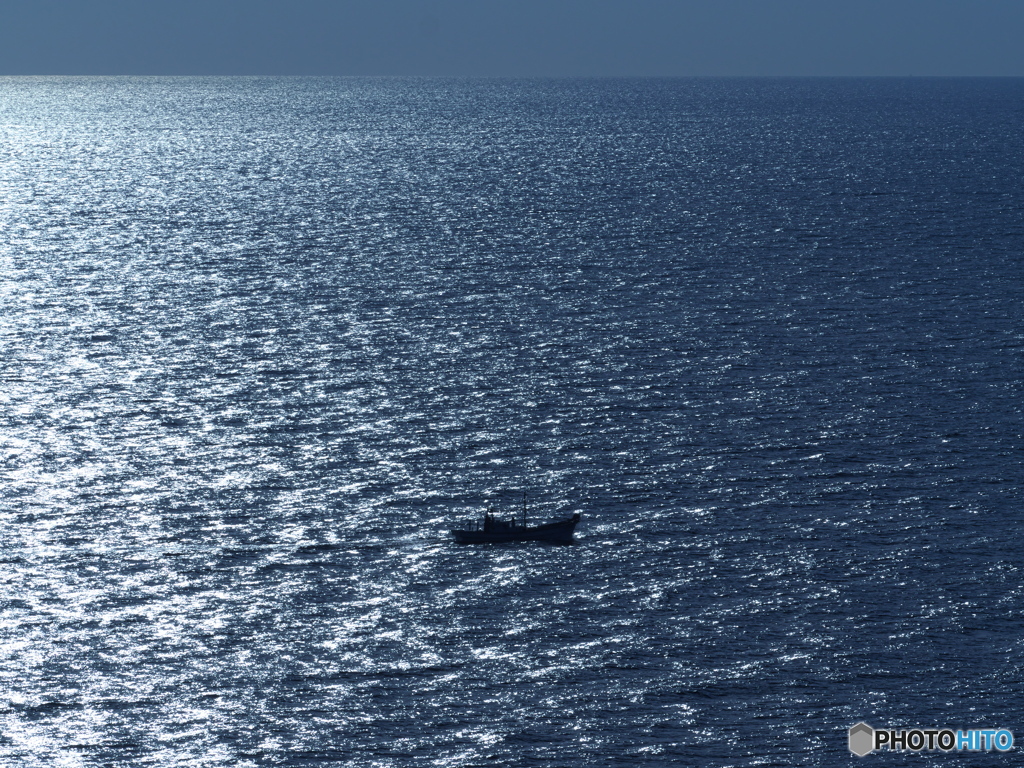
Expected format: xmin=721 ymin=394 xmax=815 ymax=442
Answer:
xmin=849 ymin=722 xmax=875 ymax=756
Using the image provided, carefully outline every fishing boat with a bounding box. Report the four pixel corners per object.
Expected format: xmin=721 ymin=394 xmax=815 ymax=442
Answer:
xmin=450 ymin=496 xmax=580 ymax=544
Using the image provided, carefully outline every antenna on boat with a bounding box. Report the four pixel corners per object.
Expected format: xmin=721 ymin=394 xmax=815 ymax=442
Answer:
xmin=522 ymin=491 xmax=527 ymax=528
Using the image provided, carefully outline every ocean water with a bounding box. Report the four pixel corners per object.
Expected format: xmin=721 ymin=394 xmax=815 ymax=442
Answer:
xmin=0 ymin=77 xmax=1021 ymax=767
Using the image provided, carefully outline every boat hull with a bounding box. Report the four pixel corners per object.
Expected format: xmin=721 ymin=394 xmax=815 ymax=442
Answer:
xmin=451 ymin=513 xmax=580 ymax=544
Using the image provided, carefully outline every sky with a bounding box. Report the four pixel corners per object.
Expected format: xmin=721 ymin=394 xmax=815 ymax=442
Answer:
xmin=1 ymin=0 xmax=1022 ymax=77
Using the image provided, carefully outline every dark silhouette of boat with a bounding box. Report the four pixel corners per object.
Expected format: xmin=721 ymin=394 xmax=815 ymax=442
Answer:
xmin=451 ymin=497 xmax=580 ymax=544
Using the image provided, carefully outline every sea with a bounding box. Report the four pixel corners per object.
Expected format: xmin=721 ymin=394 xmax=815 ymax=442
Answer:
xmin=0 ymin=77 xmax=1021 ymax=767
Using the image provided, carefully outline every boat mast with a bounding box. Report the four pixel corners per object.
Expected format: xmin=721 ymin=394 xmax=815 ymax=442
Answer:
xmin=522 ymin=492 xmax=527 ymax=528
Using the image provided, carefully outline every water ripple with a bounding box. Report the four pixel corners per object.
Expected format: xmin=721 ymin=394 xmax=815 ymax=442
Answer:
xmin=0 ymin=76 xmax=1022 ymax=767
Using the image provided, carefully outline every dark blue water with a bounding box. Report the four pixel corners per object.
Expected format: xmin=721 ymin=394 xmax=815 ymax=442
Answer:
xmin=0 ymin=77 xmax=1021 ymax=767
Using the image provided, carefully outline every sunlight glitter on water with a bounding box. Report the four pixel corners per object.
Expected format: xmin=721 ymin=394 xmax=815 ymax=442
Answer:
xmin=1 ymin=76 xmax=1022 ymax=767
